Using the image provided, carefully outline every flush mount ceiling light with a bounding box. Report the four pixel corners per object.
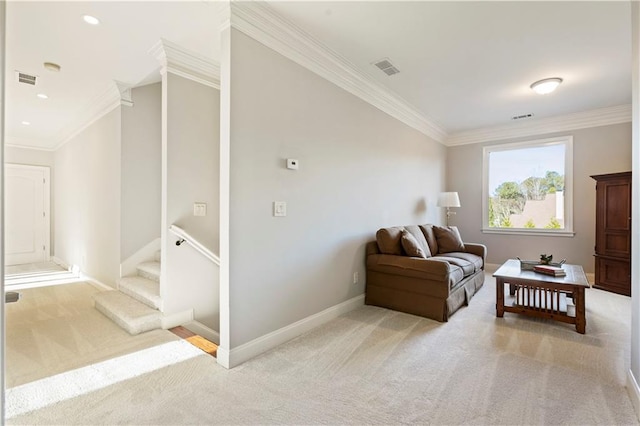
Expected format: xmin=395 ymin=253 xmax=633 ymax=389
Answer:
xmin=21 ymin=121 xmax=31 ymax=126
xmin=37 ymin=93 xmax=48 ymax=99
xmin=82 ymin=14 xmax=100 ymax=25
xmin=530 ymin=77 xmax=563 ymax=95
xmin=44 ymin=62 xmax=61 ymax=72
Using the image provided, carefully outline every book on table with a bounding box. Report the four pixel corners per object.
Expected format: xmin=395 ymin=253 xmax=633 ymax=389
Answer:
xmin=533 ymin=264 xmax=566 ymax=276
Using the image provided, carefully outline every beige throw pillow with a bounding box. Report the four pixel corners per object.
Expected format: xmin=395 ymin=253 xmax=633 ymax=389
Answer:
xmin=433 ymin=226 xmax=465 ymax=253
xmin=401 ymin=229 xmax=428 ymax=258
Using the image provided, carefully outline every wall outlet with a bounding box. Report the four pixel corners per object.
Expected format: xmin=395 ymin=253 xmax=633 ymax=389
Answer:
xmin=353 ymin=271 xmax=359 ymax=284
xmin=273 ymin=201 xmax=287 ymax=217
xmin=194 ymin=202 xmax=207 ymax=216
xmin=286 ymin=158 xmax=299 ymax=170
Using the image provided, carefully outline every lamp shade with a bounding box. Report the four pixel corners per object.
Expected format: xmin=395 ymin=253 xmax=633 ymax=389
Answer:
xmin=437 ymin=192 xmax=461 ymax=208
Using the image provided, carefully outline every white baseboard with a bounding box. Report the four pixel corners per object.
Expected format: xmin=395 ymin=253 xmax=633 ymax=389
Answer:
xmin=219 ymin=294 xmax=365 ymax=369
xmin=51 ymin=256 xmax=71 ymax=271
xmin=120 ymin=238 xmax=161 ymax=278
xmin=485 ymin=263 xmax=500 ymax=273
xmin=80 ymin=273 xmax=115 ymax=291
xmin=183 ymin=321 xmax=220 ymax=345
xmin=627 ymin=369 xmax=640 ymax=421
xmin=161 ymin=309 xmax=194 ymax=329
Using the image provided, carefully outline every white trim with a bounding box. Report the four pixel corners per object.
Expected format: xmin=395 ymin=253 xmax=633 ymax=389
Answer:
xmin=80 ymin=273 xmax=114 ymax=292
xmin=484 ymin=263 xmax=501 ymax=273
xmin=481 ymin=229 xmax=575 ymax=237
xmin=149 ymin=38 xmax=220 ymax=89
xmin=51 ymin=256 xmax=70 ymax=271
xmin=183 ymin=320 xmax=220 ymax=345
xmin=169 ymin=225 xmax=220 ymax=265
xmin=5 ymin=138 xmax=56 ymax=151
xmin=120 ymin=238 xmax=161 ymax=278
xmin=482 ymin=135 xmax=574 ymax=234
xmin=447 ymin=104 xmax=631 ymax=146
xmin=627 ymin=369 xmax=640 ymax=421
xmin=161 ymin=309 xmax=194 ymax=329
xmin=220 ymin=294 xmax=365 ymax=369
xmin=53 ymin=82 xmax=122 ymax=151
xmin=230 ymin=1 xmax=446 ymax=143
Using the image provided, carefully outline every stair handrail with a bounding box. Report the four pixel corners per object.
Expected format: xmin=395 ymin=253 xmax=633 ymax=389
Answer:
xmin=169 ymin=224 xmax=220 ymax=266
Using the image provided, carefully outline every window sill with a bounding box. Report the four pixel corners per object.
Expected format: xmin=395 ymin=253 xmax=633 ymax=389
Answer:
xmin=481 ymin=228 xmax=575 ymax=237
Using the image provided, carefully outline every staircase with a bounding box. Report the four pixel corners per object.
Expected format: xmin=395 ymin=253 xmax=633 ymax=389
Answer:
xmin=93 ymin=252 xmax=163 ymax=335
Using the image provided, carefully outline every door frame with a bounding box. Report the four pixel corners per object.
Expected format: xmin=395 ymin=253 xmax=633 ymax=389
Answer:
xmin=5 ymin=163 xmax=51 ymax=265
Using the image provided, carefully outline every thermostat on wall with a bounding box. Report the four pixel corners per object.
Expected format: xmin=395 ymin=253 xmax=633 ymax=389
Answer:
xmin=287 ymin=158 xmax=299 ymax=170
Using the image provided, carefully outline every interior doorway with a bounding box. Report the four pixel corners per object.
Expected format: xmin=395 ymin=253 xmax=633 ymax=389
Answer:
xmin=5 ymin=163 xmax=50 ymax=266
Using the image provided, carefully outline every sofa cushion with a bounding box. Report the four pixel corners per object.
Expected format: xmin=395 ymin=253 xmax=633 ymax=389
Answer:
xmin=419 ymin=224 xmax=439 ymax=255
xmin=438 ymin=251 xmax=483 ymax=272
xmin=433 ymin=255 xmax=475 ymax=277
xmin=376 ymin=227 xmax=405 ymax=255
xmin=404 ymin=225 xmax=432 ymax=257
xmin=401 ymin=230 xmax=427 ymax=258
xmin=433 ymin=226 xmax=465 ymax=253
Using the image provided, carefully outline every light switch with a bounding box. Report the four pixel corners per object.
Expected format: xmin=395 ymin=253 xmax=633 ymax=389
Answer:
xmin=273 ymin=201 xmax=287 ymax=217
xmin=193 ymin=202 xmax=207 ymax=216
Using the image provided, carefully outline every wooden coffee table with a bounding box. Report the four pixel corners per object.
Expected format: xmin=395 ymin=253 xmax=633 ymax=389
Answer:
xmin=494 ymin=259 xmax=589 ymax=334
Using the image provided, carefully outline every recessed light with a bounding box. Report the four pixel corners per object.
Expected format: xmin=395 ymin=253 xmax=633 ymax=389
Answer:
xmin=83 ymin=15 xmax=100 ymax=25
xmin=530 ymin=77 xmax=563 ymax=95
xmin=21 ymin=121 xmax=31 ymax=126
xmin=37 ymin=93 xmax=48 ymax=99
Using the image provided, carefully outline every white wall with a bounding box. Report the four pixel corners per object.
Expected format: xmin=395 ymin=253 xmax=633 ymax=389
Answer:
xmin=162 ymin=73 xmax=220 ymax=330
xmin=54 ymin=108 xmax=121 ymax=287
xmin=225 ymin=29 xmax=446 ymax=348
xmin=447 ymin=123 xmax=631 ymax=272
xmin=121 ymin=83 xmax=161 ymax=261
xmin=5 ymin=146 xmax=55 ymax=253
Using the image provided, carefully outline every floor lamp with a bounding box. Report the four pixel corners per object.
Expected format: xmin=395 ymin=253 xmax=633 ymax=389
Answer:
xmin=437 ymin=192 xmax=461 ymax=226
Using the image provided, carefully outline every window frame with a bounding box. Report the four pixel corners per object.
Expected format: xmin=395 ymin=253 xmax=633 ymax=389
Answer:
xmin=481 ymin=135 xmax=574 ymax=237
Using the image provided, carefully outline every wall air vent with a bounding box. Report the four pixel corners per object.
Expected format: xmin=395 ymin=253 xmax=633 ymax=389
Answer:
xmin=373 ymin=58 xmax=400 ymax=76
xmin=511 ymin=113 xmax=534 ymax=120
xmin=16 ymin=71 xmax=37 ymax=85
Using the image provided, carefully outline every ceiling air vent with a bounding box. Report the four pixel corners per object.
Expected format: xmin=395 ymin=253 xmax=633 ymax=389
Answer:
xmin=511 ymin=113 xmax=534 ymax=121
xmin=373 ymin=58 xmax=400 ymax=76
xmin=16 ymin=71 xmax=37 ymax=86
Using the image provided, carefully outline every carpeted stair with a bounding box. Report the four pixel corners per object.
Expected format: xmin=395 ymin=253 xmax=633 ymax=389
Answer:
xmin=93 ymin=252 xmax=163 ymax=335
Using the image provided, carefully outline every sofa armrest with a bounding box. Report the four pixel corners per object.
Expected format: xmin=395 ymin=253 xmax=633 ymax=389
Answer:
xmin=464 ymin=243 xmax=487 ymax=266
xmin=367 ymin=254 xmax=454 ymax=280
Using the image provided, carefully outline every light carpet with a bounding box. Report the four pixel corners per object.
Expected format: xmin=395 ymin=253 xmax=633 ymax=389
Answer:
xmin=7 ymin=273 xmax=639 ymax=425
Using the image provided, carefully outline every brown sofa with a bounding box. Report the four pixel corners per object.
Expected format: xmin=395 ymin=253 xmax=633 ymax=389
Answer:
xmin=365 ymin=224 xmax=486 ymax=322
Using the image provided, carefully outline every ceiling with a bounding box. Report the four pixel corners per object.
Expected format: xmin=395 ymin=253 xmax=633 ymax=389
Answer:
xmin=4 ymin=1 xmax=632 ymax=150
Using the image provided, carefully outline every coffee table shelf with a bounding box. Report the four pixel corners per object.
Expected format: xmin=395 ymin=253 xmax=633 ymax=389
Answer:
xmin=494 ymin=259 xmax=589 ymax=334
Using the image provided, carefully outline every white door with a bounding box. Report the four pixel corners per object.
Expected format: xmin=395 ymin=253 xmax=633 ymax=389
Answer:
xmin=5 ymin=164 xmax=50 ymax=266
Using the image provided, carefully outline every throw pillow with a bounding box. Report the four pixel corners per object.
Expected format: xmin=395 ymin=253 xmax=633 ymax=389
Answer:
xmin=376 ymin=227 xmax=404 ymax=255
xmin=404 ymin=225 xmax=432 ymax=257
xmin=401 ymin=229 xmax=428 ymax=258
xmin=433 ymin=226 xmax=465 ymax=253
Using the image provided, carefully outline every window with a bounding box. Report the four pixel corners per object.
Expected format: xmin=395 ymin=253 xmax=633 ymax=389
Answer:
xmin=482 ymin=136 xmax=574 ymax=236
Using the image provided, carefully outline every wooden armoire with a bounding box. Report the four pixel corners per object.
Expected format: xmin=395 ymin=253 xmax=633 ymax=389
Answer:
xmin=591 ymin=172 xmax=632 ymax=296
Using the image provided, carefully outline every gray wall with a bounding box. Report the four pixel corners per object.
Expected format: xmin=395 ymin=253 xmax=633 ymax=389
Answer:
xmin=162 ymin=73 xmax=220 ymax=329
xmin=447 ymin=122 xmax=632 ymax=272
xmin=227 ymin=30 xmax=446 ymax=348
xmin=121 ymin=83 xmax=161 ymax=261
xmin=5 ymin=146 xmax=55 ymax=253
xmin=54 ymin=108 xmax=121 ymax=287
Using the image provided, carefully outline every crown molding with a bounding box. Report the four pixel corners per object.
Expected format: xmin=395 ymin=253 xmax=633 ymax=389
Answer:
xmin=53 ymin=82 xmax=122 ymax=151
xmin=446 ymin=104 xmax=632 ymax=146
xmin=5 ymin=137 xmax=56 ymax=152
xmin=150 ymin=38 xmax=221 ymax=89
xmin=230 ymin=1 xmax=447 ymax=143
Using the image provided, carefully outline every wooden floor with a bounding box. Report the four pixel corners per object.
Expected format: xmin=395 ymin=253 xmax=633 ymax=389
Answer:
xmin=169 ymin=326 xmax=218 ymax=357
